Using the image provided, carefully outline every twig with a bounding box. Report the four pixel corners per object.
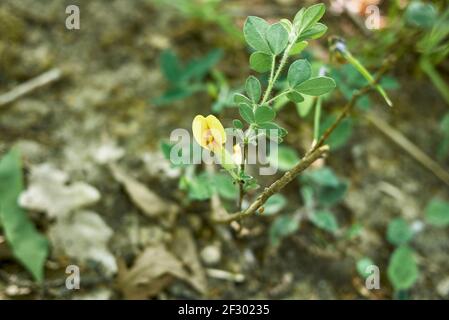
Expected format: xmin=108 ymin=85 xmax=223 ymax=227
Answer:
xmin=212 ymin=145 xmax=329 ymax=223
xmin=366 ymin=112 xmax=449 ymax=186
xmin=0 ymin=68 xmax=62 ymax=107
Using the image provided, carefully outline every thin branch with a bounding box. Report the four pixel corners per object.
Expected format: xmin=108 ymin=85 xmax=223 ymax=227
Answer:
xmin=366 ymin=112 xmax=449 ymax=186
xmin=212 ymin=145 xmax=329 ymax=223
xmin=0 ymin=68 xmax=62 ymax=107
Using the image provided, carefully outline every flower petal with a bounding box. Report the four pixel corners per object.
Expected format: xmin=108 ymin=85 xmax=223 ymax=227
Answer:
xmin=192 ymin=115 xmax=207 ymax=148
xmin=205 ymin=115 xmax=226 ymax=145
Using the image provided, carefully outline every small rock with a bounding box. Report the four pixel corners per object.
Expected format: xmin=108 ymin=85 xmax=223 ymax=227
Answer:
xmin=200 ymin=245 xmax=221 ymax=266
xmin=437 ymin=277 xmax=449 ymax=297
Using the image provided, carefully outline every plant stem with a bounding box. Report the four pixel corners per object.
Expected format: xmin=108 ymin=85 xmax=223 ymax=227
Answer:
xmin=266 ymin=90 xmax=290 ymax=105
xmin=420 ymin=57 xmax=449 ymax=106
xmin=213 ymin=145 xmax=329 ymax=223
xmin=261 ymin=40 xmax=296 ymax=105
xmin=213 ymin=64 xmax=391 ymax=224
xmin=313 ymin=97 xmax=322 ymax=146
xmin=237 ymin=141 xmax=248 ymax=211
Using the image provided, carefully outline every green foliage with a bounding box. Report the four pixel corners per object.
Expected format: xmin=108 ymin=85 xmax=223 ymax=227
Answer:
xmin=387 ymin=246 xmax=419 ymax=291
xmin=357 ymin=257 xmax=375 ymax=279
xmin=405 ymin=1 xmax=437 ymax=29
xmin=245 ymin=76 xmax=262 ymax=103
xmin=255 ymin=105 xmax=276 ymax=124
xmin=180 ymin=172 xmax=212 ymax=200
xmin=213 ymin=173 xmax=238 ymax=200
xmin=249 ymin=52 xmax=272 ymax=73
xmin=266 ymin=23 xmax=289 ymax=55
xmin=154 ymin=49 xmax=222 ymax=106
xmin=387 ymin=218 xmax=413 ymax=246
xmin=320 ymin=116 xmax=353 ymax=150
xmin=302 ymin=167 xmax=348 ymax=207
xmin=310 ymin=210 xmax=339 ymax=233
xmin=287 ymin=59 xmax=312 ymax=88
xmin=425 ymin=198 xmax=449 ymax=227
xmin=294 ymin=77 xmax=336 ymax=96
xmin=262 ymin=194 xmax=287 ymax=215
xmin=0 ymin=148 xmax=49 ymax=282
xmin=269 ymin=145 xmax=300 ymax=171
xmin=243 ymin=16 xmax=272 ymax=54
xmin=269 ymin=215 xmax=300 ymax=246
xmin=239 ymin=103 xmax=255 ymax=124
xmin=437 ymin=112 xmax=449 ymax=160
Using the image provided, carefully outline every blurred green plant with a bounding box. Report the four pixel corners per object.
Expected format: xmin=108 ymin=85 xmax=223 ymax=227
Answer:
xmin=152 ymin=0 xmax=243 ymax=41
xmin=154 ymin=49 xmax=223 ymax=106
xmin=0 ymin=148 xmax=49 ymax=282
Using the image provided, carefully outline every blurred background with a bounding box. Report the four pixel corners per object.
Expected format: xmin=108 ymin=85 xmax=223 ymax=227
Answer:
xmin=0 ymin=0 xmax=448 ymax=299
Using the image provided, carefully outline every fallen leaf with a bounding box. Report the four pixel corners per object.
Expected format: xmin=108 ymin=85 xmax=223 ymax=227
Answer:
xmin=48 ymin=210 xmax=117 ymax=275
xmin=171 ymin=228 xmax=207 ymax=294
xmin=19 ymin=164 xmax=100 ymax=219
xmin=117 ymin=245 xmax=188 ymax=299
xmin=110 ymin=164 xmax=178 ymax=218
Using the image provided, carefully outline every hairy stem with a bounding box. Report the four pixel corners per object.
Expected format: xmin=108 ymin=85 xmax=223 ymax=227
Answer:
xmin=261 ymin=40 xmax=296 ymax=105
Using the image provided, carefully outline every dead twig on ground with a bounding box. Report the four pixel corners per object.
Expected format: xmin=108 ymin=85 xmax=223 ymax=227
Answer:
xmin=366 ymin=112 xmax=449 ymax=186
xmin=0 ymin=68 xmax=62 ymax=107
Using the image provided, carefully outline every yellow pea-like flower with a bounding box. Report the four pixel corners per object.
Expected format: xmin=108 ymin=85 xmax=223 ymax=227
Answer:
xmin=192 ymin=114 xmax=239 ymax=179
xmin=192 ymin=115 xmax=227 ymax=152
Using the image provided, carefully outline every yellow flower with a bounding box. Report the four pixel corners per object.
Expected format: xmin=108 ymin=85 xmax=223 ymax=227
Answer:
xmin=192 ymin=114 xmax=239 ymax=179
xmin=192 ymin=115 xmax=226 ymax=152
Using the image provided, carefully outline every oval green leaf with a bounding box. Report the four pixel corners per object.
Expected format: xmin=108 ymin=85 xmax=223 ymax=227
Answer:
xmin=295 ymin=76 xmax=336 ymax=96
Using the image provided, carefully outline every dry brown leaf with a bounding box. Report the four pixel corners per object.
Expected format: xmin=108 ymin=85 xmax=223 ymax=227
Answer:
xmin=117 ymin=245 xmax=188 ymax=299
xmin=117 ymin=229 xmax=207 ymax=299
xmin=171 ymin=228 xmax=207 ymax=294
xmin=110 ymin=164 xmax=178 ymax=218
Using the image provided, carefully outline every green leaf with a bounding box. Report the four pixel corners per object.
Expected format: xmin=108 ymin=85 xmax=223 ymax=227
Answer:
xmin=287 ymin=91 xmax=305 ymax=103
xmin=257 ymin=122 xmax=288 ymax=137
xmin=387 ymin=246 xmax=419 ymax=291
xmin=266 ymin=23 xmax=289 ymax=55
xmin=296 ymin=94 xmax=315 ymax=117
xmin=320 ymin=116 xmax=353 ymax=149
xmin=300 ymin=3 xmax=326 ymax=31
xmin=295 ymin=76 xmax=336 ymax=96
xmin=243 ymin=16 xmax=271 ymax=54
xmin=316 ymin=182 xmax=348 ymax=206
xmin=182 ymin=49 xmax=223 ymax=81
xmin=263 ymin=194 xmax=287 ymax=215
xmin=239 ymin=103 xmax=255 ymax=124
xmin=269 ymin=146 xmax=300 ymax=171
xmin=302 ymin=167 xmax=348 ymax=206
xmin=303 ymin=167 xmax=340 ymax=187
xmin=357 ymin=257 xmax=375 ymax=279
xmin=425 ymin=198 xmax=449 ymax=227
xmin=233 ymin=119 xmax=244 ymax=129
xmin=245 ymin=76 xmax=262 ymax=103
xmin=160 ymin=50 xmax=182 ymax=83
xmin=234 ymin=93 xmax=252 ymax=105
xmin=289 ymin=41 xmax=308 ymax=56
xmin=279 ymin=19 xmax=293 ymax=33
xmin=297 ymin=23 xmax=328 ymax=41
xmin=405 ymin=1 xmax=437 ymax=29
xmin=288 ymin=59 xmax=312 ymax=88
xmin=249 ymin=52 xmax=272 ymax=73
xmin=269 ymin=215 xmax=300 ymax=247
xmin=293 ymin=8 xmax=305 ymax=28
xmin=213 ymin=174 xmax=238 ymax=200
xmin=387 ymin=218 xmax=413 ymax=246
xmin=0 ymin=148 xmax=49 ymax=282
xmin=310 ymin=210 xmax=339 ymax=233
xmin=255 ymin=105 xmax=276 ymax=124
xmin=181 ymin=172 xmax=212 ymax=200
